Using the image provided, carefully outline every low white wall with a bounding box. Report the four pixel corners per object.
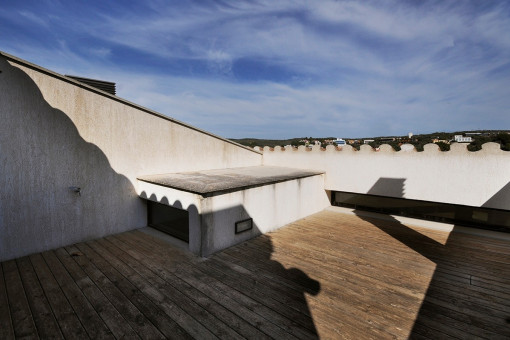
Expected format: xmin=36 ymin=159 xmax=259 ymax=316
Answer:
xmin=137 ymin=175 xmax=329 ymax=257
xmin=202 ymin=174 xmax=329 ymax=256
xmin=262 ymin=144 xmax=510 ymax=210
xmin=0 ymin=52 xmax=261 ymax=261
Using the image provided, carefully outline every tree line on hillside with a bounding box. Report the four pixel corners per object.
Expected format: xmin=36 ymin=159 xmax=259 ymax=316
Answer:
xmin=230 ymin=131 xmax=510 ymax=151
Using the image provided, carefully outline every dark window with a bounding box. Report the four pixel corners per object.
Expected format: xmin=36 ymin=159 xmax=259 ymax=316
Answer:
xmin=332 ymin=191 xmax=510 ymax=233
xmin=147 ymin=201 xmax=189 ymax=242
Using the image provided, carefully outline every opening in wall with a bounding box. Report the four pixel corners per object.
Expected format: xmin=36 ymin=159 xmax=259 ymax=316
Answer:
xmin=147 ymin=201 xmax=189 ymax=242
xmin=332 ymin=191 xmax=510 ymax=233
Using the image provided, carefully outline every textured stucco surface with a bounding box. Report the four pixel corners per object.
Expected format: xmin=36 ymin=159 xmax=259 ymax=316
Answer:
xmin=138 ymin=174 xmax=330 ymax=257
xmin=201 ymin=174 xmax=329 ymax=256
xmin=0 ymin=53 xmax=261 ymax=261
xmin=138 ymin=166 xmax=323 ymax=196
xmin=262 ymin=144 xmax=510 ymax=210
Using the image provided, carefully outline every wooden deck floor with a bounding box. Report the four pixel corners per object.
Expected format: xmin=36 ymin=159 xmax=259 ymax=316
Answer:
xmin=1 ymin=209 xmax=509 ymax=339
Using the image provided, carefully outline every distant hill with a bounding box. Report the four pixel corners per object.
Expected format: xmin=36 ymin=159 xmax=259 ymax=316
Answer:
xmin=230 ymin=137 xmax=336 ymax=148
xmin=230 ymin=130 xmax=510 ymax=151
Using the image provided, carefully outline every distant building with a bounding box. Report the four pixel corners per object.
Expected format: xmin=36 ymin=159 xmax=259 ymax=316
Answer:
xmin=334 ymin=138 xmax=346 ymax=146
xmin=454 ymin=135 xmax=473 ymax=143
xmin=364 ymin=139 xmax=375 ymax=144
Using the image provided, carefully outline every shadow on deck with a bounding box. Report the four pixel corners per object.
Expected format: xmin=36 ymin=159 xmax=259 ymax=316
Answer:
xmin=1 ymin=209 xmax=509 ymax=339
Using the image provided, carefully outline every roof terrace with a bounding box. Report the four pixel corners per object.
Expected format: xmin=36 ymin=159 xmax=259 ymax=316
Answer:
xmin=2 ymin=50 xmax=509 ymax=340
xmin=2 ymin=208 xmax=509 ymax=339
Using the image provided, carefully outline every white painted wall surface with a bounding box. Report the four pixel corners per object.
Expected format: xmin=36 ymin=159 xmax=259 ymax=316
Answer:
xmin=138 ymin=175 xmax=329 ymax=257
xmin=262 ymin=144 xmax=510 ymax=210
xmin=201 ymin=175 xmax=329 ymax=256
xmin=0 ymin=53 xmax=261 ymax=261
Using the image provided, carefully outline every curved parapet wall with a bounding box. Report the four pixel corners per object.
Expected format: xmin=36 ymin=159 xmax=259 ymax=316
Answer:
xmin=260 ymin=142 xmax=510 ymax=210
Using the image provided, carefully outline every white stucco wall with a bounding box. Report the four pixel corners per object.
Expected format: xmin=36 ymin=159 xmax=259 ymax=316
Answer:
xmin=201 ymin=174 xmax=329 ymax=256
xmin=0 ymin=53 xmax=261 ymax=261
xmin=138 ymin=175 xmax=329 ymax=257
xmin=262 ymin=144 xmax=510 ymax=210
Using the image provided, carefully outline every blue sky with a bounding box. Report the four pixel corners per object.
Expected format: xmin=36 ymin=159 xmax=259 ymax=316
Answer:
xmin=1 ymin=0 xmax=509 ymax=138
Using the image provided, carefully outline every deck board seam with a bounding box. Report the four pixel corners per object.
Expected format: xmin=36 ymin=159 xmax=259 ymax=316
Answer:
xmin=1 ymin=263 xmax=16 ymax=339
xmin=96 ymin=236 xmax=222 ymax=339
xmin=60 ymin=245 xmax=162 ymax=339
xmin=114 ymin=232 xmax=300 ymax=339
xmin=110 ymin=233 xmax=278 ymax=340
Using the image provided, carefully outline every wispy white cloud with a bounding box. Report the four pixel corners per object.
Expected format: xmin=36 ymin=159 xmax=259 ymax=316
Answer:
xmin=18 ymin=10 xmax=50 ymax=27
xmin=1 ymin=0 xmax=509 ymax=138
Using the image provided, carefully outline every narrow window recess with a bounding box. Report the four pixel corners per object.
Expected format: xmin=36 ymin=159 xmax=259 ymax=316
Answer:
xmin=332 ymin=191 xmax=510 ymax=233
xmin=235 ymin=218 xmax=253 ymax=234
xmin=147 ymin=201 xmax=189 ymax=242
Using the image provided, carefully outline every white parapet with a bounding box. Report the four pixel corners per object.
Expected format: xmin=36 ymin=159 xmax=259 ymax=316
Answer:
xmin=261 ymin=142 xmax=510 ymax=210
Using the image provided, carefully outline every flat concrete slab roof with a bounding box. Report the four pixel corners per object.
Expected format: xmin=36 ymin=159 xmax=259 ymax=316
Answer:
xmin=138 ymin=166 xmax=324 ymax=197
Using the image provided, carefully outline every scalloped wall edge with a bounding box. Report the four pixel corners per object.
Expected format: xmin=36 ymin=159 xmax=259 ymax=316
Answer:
xmin=254 ymin=142 xmax=508 ymax=154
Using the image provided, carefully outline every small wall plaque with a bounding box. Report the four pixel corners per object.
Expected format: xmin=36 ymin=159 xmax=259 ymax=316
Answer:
xmin=235 ymin=218 xmax=253 ymax=234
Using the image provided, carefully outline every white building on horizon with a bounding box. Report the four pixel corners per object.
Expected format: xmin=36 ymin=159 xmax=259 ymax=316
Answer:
xmin=454 ymin=135 xmax=473 ymax=143
xmin=334 ymin=138 xmax=346 ymax=146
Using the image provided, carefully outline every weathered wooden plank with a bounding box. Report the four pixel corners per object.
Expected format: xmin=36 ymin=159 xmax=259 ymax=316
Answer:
xmin=111 ymin=233 xmax=273 ymax=340
xmin=237 ymin=235 xmax=427 ymax=304
xmin=0 ymin=263 xmax=15 ymax=340
xmin=126 ymin=231 xmax=310 ymax=339
xmin=129 ymin=231 xmax=401 ymax=340
xmin=16 ymin=256 xmax=63 ymax=339
xmin=290 ymin=219 xmax=510 ymax=282
xmin=40 ymin=251 xmax=116 ymax=339
xmin=247 ymin=235 xmax=431 ymax=293
xmin=410 ymin=319 xmax=453 ymax=339
xmin=2 ymin=209 xmax=508 ymax=339
xmin=425 ymin=273 xmax=510 ymax=312
xmin=422 ymin=287 xmax=510 ymax=335
xmin=129 ymin=228 xmax=418 ymax=339
xmin=274 ymin=223 xmax=438 ymax=273
xmin=115 ymin=232 xmax=302 ymax=340
xmin=215 ymin=248 xmax=418 ymax=333
xmin=295 ymin=215 xmax=510 ymax=274
xmin=224 ymin=240 xmax=418 ymax=338
xmin=300 ymin=212 xmax=510 ymax=262
xmin=103 ymin=235 xmax=248 ymax=340
xmin=73 ymin=242 xmax=193 ymax=340
xmin=418 ymin=299 xmax=508 ymax=339
xmin=29 ymin=253 xmax=89 ymax=339
xmin=55 ymin=246 xmax=155 ymax=339
xmin=86 ymin=238 xmax=218 ymax=340
xmin=2 ymin=260 xmax=38 ymax=339
xmin=256 ymin=221 xmax=510 ymax=309
xmin=0 ymin=263 xmax=14 ymax=339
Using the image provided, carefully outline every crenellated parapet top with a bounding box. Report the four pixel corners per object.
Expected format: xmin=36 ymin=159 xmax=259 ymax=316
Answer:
xmin=255 ymin=142 xmax=509 ymax=154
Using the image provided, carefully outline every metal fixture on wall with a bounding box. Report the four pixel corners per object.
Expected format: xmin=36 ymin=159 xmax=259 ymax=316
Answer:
xmin=69 ymin=186 xmax=81 ymax=196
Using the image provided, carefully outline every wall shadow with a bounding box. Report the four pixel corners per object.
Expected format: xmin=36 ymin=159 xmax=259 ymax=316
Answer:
xmin=483 ymin=181 xmax=510 ymax=209
xmin=351 ymin=178 xmax=510 ymax=338
xmin=0 ymin=56 xmax=140 ymax=261
xmin=137 ymin=195 xmax=321 ymax=338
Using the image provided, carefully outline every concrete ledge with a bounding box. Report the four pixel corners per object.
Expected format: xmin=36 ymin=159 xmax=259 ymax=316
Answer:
xmin=138 ymin=166 xmax=324 ymax=197
xmin=138 ymin=168 xmax=330 ymax=257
